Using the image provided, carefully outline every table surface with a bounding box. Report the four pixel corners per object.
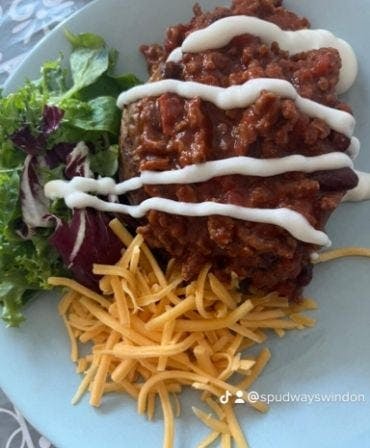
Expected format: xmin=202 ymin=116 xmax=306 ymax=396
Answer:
xmin=0 ymin=2 xmax=91 ymax=446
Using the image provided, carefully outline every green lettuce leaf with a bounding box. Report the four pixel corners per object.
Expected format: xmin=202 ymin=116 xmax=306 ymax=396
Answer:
xmin=64 ymin=30 xmax=106 ymax=49
xmin=0 ymin=169 xmax=66 ymax=326
xmin=64 ymin=30 xmax=110 ymax=97
xmin=0 ymin=30 xmax=141 ymax=326
xmin=68 ymin=47 xmax=110 ymax=95
xmin=40 ymin=57 xmax=68 ymax=95
xmin=0 ymin=283 xmax=26 ymax=327
xmin=90 ymin=144 xmax=119 ymax=177
xmin=62 ymin=96 xmax=121 ymax=134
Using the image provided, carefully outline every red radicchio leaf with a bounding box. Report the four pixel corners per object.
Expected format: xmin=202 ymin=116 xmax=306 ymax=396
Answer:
xmin=20 ymin=155 xmax=52 ymax=229
xmin=50 ymin=209 xmax=123 ymax=290
xmin=65 ymin=142 xmax=92 ymax=179
xmin=10 ymin=105 xmax=64 ymax=156
xmin=41 ymin=105 xmax=64 ymax=136
xmin=49 ymin=141 xmax=122 ymax=289
xmin=45 ymin=142 xmax=75 ymax=169
xmin=10 ymin=126 xmax=45 ymax=156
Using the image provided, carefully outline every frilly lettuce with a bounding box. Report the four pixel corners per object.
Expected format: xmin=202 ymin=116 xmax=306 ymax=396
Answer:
xmin=0 ymin=30 xmax=140 ymax=326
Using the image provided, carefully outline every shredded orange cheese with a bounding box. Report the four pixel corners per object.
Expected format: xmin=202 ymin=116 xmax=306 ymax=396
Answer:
xmin=314 ymin=247 xmax=370 ymax=264
xmin=51 ymin=218 xmax=318 ymax=448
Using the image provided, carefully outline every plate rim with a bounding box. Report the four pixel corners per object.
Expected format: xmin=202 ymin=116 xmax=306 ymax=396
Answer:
xmin=1 ymin=1 xmax=370 ymax=447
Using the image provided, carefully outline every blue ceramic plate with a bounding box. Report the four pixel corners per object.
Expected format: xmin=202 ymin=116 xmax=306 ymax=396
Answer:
xmin=1 ymin=1 xmax=370 ymax=447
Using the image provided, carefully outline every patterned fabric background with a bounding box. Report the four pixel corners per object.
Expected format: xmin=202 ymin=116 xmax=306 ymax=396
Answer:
xmin=0 ymin=0 xmax=91 ymax=87
xmin=0 ymin=1 xmax=91 ymax=446
xmin=0 ymin=390 xmax=52 ymax=448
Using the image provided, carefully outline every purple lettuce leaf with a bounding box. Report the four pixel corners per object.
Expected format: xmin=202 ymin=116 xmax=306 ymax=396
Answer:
xmin=20 ymin=155 xmax=53 ymax=230
xmin=10 ymin=126 xmax=45 ymax=156
xmin=10 ymin=105 xmax=65 ymax=156
xmin=50 ymin=209 xmax=122 ymax=290
xmin=48 ymin=140 xmax=122 ymax=289
xmin=45 ymin=142 xmax=75 ymax=169
xmin=65 ymin=141 xmax=92 ymax=179
xmin=41 ymin=105 xmax=65 ymax=136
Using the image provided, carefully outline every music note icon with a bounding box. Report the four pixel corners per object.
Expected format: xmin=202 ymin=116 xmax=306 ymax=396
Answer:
xmin=219 ymin=390 xmax=232 ymax=404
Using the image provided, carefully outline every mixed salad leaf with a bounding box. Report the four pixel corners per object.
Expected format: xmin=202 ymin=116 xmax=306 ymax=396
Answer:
xmin=0 ymin=30 xmax=140 ymax=326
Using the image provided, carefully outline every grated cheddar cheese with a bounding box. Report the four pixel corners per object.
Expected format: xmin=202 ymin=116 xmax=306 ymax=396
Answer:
xmin=49 ymin=218 xmax=318 ymax=448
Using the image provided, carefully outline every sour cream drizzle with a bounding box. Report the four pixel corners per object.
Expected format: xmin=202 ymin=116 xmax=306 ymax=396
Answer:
xmin=44 ymin=152 xmax=354 ymax=247
xmin=347 ymin=137 xmax=360 ymax=160
xmin=343 ymin=171 xmax=370 ymax=202
xmin=45 ymin=152 xmax=353 ymax=198
xmin=167 ymin=15 xmax=358 ymax=94
xmin=117 ymin=78 xmax=356 ymax=138
xmin=56 ymin=191 xmax=330 ymax=246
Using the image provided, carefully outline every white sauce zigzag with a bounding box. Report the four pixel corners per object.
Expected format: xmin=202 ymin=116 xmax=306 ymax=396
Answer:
xmin=45 ymin=152 xmax=352 ymax=247
xmin=167 ymin=15 xmax=358 ymax=94
xmin=343 ymin=171 xmax=370 ymax=202
xmin=62 ymin=191 xmax=330 ymax=247
xmin=117 ymin=78 xmax=356 ymax=139
xmin=46 ymin=152 xmax=353 ymax=197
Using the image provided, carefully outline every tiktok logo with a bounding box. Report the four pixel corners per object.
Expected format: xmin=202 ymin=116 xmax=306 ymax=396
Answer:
xmin=219 ymin=390 xmax=246 ymax=405
xmin=219 ymin=390 xmax=232 ymax=404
